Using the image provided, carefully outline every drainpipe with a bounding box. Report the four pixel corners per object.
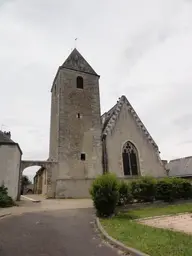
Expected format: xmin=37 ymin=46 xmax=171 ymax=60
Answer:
xmin=102 ymin=134 xmax=108 ymax=174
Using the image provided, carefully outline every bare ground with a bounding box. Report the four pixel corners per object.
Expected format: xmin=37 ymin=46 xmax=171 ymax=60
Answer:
xmin=139 ymin=213 xmax=192 ymax=234
xmin=0 ymin=196 xmax=93 ymax=217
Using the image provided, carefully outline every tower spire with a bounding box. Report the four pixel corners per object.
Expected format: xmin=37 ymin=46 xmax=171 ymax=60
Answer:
xmin=61 ymin=48 xmax=99 ymax=76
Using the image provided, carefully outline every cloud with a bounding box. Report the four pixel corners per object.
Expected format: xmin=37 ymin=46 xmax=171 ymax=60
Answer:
xmin=172 ymin=113 xmax=192 ymax=130
xmin=0 ymin=0 xmax=192 ymax=178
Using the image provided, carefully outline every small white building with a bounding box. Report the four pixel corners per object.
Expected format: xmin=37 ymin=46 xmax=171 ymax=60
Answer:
xmin=0 ymin=131 xmax=22 ymax=200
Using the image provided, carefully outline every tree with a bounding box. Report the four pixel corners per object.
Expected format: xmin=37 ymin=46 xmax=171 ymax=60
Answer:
xmin=21 ymin=175 xmax=31 ymax=195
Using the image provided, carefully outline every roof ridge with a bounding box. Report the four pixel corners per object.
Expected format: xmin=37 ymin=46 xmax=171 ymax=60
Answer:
xmin=169 ymin=156 xmax=192 ymax=162
xmin=102 ymin=97 xmax=124 ymax=136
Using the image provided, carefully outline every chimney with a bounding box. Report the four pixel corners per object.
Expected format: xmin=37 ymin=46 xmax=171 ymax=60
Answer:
xmin=4 ymin=131 xmax=11 ymax=139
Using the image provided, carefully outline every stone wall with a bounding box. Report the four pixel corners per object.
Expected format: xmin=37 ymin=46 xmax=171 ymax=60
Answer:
xmin=48 ymin=66 xmax=103 ymax=198
xmin=57 ymin=68 xmax=102 ymax=179
xmin=55 ymin=178 xmax=94 ymax=198
xmin=42 ymin=169 xmax=47 ymax=195
xmin=49 ymin=71 xmax=60 ymax=161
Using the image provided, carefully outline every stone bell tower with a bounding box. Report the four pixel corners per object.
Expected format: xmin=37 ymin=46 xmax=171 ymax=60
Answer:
xmin=48 ymin=48 xmax=102 ymax=198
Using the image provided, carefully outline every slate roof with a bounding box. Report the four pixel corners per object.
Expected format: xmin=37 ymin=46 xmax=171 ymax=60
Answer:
xmin=101 ymin=104 xmax=117 ymax=132
xmin=101 ymin=95 xmax=159 ymax=151
xmin=61 ymin=48 xmax=99 ymax=77
xmin=0 ymin=130 xmax=22 ymax=154
xmin=167 ymin=156 xmax=192 ymax=177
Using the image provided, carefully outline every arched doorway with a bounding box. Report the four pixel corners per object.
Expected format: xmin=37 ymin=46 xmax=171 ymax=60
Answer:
xmin=122 ymin=141 xmax=139 ymax=176
xmin=22 ymin=166 xmax=43 ymax=195
xmin=18 ymin=160 xmax=56 ymax=200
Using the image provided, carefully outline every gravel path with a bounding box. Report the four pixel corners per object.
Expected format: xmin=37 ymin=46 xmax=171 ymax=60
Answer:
xmin=139 ymin=213 xmax=192 ymax=234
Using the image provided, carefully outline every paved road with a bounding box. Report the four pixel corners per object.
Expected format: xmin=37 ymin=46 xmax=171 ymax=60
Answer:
xmin=0 ymin=208 xmax=120 ymax=256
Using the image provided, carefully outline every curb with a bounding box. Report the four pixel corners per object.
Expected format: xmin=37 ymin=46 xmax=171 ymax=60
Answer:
xmin=21 ymin=196 xmax=41 ymax=203
xmin=96 ymin=217 xmax=149 ymax=256
xmin=0 ymin=213 xmax=11 ymax=219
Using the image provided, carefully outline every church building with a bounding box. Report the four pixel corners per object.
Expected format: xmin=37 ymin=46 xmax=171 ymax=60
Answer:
xmin=45 ymin=48 xmax=166 ymax=198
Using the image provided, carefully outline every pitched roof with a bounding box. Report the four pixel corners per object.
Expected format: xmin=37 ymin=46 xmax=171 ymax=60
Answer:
xmin=167 ymin=156 xmax=192 ymax=177
xmin=101 ymin=104 xmax=118 ymax=132
xmin=0 ymin=130 xmax=22 ymax=154
xmin=61 ymin=48 xmax=99 ymax=76
xmin=102 ymin=95 xmax=159 ymax=151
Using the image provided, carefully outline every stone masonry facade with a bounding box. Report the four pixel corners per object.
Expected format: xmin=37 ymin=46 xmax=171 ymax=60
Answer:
xmin=48 ymin=49 xmax=102 ymax=198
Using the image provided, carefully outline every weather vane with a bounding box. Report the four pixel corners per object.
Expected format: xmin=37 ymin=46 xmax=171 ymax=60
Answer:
xmin=75 ymin=38 xmax=78 ymax=48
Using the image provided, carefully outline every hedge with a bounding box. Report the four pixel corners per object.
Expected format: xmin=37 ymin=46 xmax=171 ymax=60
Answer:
xmin=90 ymin=175 xmax=192 ymax=215
xmin=131 ymin=176 xmax=157 ymax=203
xmin=118 ymin=181 xmax=133 ymax=206
xmin=156 ymin=177 xmax=192 ymax=202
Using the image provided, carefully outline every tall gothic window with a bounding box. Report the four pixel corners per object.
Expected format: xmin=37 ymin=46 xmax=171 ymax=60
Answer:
xmin=76 ymin=76 xmax=84 ymax=89
xmin=122 ymin=141 xmax=139 ymax=176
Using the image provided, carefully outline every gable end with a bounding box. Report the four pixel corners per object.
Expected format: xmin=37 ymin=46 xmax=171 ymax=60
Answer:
xmin=102 ymin=95 xmax=159 ymax=151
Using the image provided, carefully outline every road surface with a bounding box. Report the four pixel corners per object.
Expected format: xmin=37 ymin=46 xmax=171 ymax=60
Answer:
xmin=0 ymin=208 xmax=121 ymax=256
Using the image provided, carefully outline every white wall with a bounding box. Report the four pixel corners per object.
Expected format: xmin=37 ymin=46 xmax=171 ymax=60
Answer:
xmin=0 ymin=144 xmax=21 ymax=200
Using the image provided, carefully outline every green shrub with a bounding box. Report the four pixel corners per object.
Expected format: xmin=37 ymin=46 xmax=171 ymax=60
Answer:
xmin=156 ymin=177 xmax=192 ymax=202
xmin=181 ymin=179 xmax=192 ymax=199
xmin=0 ymin=185 xmax=8 ymax=195
xmin=90 ymin=174 xmax=192 ymax=216
xmin=156 ymin=178 xmax=174 ymax=202
xmin=131 ymin=176 xmax=157 ymax=202
xmin=168 ymin=178 xmax=192 ymax=200
xmin=90 ymin=173 xmax=119 ymax=217
xmin=171 ymin=178 xmax=186 ymax=199
xmin=0 ymin=194 xmax=14 ymax=207
xmin=0 ymin=185 xmax=14 ymax=208
xmin=118 ymin=181 xmax=133 ymax=206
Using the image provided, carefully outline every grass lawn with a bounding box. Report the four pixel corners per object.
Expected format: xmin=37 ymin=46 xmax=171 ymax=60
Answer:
xmin=101 ymin=203 xmax=192 ymax=256
xmin=120 ymin=202 xmax=192 ymax=219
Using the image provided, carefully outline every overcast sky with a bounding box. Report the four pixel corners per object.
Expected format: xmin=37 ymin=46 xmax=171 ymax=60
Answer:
xmin=0 ymin=0 xmax=192 ymax=180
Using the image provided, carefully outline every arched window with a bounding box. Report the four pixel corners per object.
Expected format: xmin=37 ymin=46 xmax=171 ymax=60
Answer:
xmin=122 ymin=141 xmax=139 ymax=176
xmin=76 ymin=76 xmax=83 ymax=89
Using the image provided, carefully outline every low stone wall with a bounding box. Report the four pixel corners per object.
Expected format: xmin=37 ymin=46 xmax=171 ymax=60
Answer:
xmin=55 ymin=178 xmax=94 ymax=198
